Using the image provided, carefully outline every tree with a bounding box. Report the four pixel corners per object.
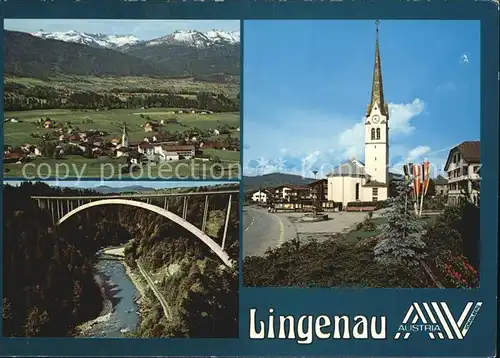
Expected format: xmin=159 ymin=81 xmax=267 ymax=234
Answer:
xmin=374 ymin=179 xmax=427 ymax=267
xmin=38 ymin=140 xmax=56 ymax=158
xmin=426 ymin=178 xmax=436 ymax=197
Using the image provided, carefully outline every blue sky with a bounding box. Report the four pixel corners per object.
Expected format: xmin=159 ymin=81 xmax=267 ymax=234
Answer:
xmin=243 ymin=20 xmax=480 ymax=178
xmin=4 ymin=19 xmax=239 ymax=40
xmin=4 ymin=181 xmax=232 ymax=189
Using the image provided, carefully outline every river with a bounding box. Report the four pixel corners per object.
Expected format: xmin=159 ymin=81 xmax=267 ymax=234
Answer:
xmin=78 ymin=254 xmax=140 ymax=337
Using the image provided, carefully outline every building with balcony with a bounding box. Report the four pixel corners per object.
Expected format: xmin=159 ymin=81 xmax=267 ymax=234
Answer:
xmin=444 ymin=141 xmax=480 ymax=206
xmin=273 ymin=184 xmax=311 ymax=202
xmin=308 ymin=179 xmax=328 ymax=201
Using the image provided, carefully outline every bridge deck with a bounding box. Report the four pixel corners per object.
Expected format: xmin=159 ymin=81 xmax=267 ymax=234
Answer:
xmin=31 ymin=189 xmax=239 ymax=200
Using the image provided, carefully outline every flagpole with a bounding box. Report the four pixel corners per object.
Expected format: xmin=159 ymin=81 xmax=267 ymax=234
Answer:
xmin=413 ymin=164 xmax=420 ymax=216
xmin=404 ymin=162 xmax=409 ymax=216
xmin=419 ymin=183 xmax=424 ymax=217
xmin=419 ymin=160 xmax=429 ymax=217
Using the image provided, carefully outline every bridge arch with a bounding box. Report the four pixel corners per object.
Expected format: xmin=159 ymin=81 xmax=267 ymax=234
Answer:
xmin=56 ymin=199 xmax=233 ymax=267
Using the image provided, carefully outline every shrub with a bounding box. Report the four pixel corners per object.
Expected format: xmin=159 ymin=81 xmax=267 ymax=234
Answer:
xmin=355 ymin=218 xmax=377 ymax=232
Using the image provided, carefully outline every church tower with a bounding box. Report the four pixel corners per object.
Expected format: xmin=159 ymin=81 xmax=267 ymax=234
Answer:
xmin=121 ymin=123 xmax=129 ymax=148
xmin=364 ymin=20 xmax=389 ymax=185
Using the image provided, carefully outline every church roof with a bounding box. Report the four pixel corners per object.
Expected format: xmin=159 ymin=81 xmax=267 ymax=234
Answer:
xmin=327 ymin=159 xmax=367 ymax=177
xmin=434 ymin=175 xmax=448 ymax=185
xmin=366 ymin=21 xmax=388 ymax=117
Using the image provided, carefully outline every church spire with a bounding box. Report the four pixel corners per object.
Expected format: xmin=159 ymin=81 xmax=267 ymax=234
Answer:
xmin=366 ymin=20 xmax=387 ymax=117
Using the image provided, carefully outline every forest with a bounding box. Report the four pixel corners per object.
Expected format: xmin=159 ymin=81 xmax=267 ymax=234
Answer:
xmin=3 ymin=182 xmax=239 ymax=338
xmin=4 ymin=86 xmax=240 ymax=112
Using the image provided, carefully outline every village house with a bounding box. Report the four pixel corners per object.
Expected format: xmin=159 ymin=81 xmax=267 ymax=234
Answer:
xmin=144 ymin=122 xmax=155 ymax=132
xmin=116 ymin=146 xmax=134 ymax=158
xmin=22 ymin=145 xmax=42 ymax=157
xmin=43 ymin=119 xmax=54 ymax=128
xmin=161 ymin=144 xmax=195 ymax=159
xmin=143 ymin=133 xmax=174 ymax=143
xmin=137 ymin=142 xmax=195 ymax=162
xmin=251 ymin=190 xmax=268 ymax=203
xmin=308 ymin=179 xmax=328 ymax=201
xmin=444 ymin=141 xmax=480 ymax=206
xmin=3 ymin=152 xmax=25 ymax=163
xmin=273 ymin=184 xmax=310 ymax=202
xmin=159 ymin=150 xmax=180 ymax=161
xmin=4 ymin=118 xmax=19 ymax=123
xmin=110 ymin=138 xmax=121 ymax=146
xmin=4 ymin=145 xmax=13 ymax=154
xmin=433 ymin=175 xmax=448 ymax=196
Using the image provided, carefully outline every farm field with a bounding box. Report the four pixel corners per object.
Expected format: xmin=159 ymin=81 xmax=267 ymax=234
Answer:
xmin=4 ymin=108 xmax=240 ymax=147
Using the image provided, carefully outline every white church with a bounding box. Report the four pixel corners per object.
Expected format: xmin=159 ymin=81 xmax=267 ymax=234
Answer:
xmin=327 ymin=22 xmax=391 ymax=208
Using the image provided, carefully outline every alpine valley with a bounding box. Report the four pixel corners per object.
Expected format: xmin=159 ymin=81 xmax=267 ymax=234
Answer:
xmin=3 ymin=26 xmax=241 ymax=179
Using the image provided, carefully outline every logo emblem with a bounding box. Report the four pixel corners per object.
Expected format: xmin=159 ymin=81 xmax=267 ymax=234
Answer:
xmin=394 ymin=302 xmax=482 ymax=340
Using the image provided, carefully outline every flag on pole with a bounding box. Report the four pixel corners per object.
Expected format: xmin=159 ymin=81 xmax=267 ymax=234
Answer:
xmin=412 ymin=164 xmax=421 ymax=216
xmin=412 ymin=164 xmax=421 ymax=196
xmin=422 ymin=160 xmax=431 ymax=195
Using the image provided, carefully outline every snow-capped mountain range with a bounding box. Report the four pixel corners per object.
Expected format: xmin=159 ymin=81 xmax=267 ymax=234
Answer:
xmin=31 ymin=29 xmax=240 ymax=49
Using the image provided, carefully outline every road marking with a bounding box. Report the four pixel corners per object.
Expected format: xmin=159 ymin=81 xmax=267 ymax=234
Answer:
xmin=244 ymin=214 xmax=255 ymax=232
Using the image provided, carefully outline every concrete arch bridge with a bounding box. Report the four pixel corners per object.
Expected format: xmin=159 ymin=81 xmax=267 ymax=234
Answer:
xmin=31 ymin=190 xmax=239 ymax=267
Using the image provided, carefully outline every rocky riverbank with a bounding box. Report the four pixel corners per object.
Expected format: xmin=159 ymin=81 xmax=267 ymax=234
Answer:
xmin=75 ymin=245 xmax=143 ymax=337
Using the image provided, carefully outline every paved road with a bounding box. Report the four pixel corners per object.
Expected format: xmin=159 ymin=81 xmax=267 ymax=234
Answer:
xmin=242 ymin=207 xmax=296 ymax=257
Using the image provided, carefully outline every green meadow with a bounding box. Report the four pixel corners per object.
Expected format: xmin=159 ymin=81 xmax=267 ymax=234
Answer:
xmin=4 ymin=108 xmax=240 ymax=147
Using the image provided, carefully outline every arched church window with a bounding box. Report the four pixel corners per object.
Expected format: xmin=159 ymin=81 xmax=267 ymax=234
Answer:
xmin=376 ymin=128 xmax=381 ymax=140
xmin=371 ymin=128 xmax=376 ymax=140
xmin=355 ymin=183 xmax=360 ymax=200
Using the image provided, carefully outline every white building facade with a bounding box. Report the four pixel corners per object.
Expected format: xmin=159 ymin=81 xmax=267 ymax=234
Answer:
xmin=251 ymin=190 xmax=268 ymax=203
xmin=327 ymin=23 xmax=389 ymax=209
xmin=444 ymin=141 xmax=480 ymax=206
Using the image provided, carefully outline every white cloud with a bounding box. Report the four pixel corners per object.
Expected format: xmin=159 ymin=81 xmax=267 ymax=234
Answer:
xmin=333 ymin=98 xmax=426 ymax=160
xmin=406 ymin=145 xmax=431 ymax=161
xmin=388 ymin=98 xmax=425 ymax=135
xmin=460 ymin=53 xmax=469 ymax=64
xmin=390 ymin=145 xmax=449 ymax=178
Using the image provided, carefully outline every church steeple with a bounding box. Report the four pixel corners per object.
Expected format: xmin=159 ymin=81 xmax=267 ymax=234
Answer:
xmin=366 ymin=20 xmax=388 ymax=117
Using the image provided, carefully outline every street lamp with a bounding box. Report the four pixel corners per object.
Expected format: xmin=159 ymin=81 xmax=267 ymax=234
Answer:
xmin=312 ymin=170 xmax=321 ymax=214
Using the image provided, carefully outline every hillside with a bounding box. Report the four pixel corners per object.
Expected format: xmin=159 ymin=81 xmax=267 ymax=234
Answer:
xmin=124 ymin=42 xmax=240 ymax=77
xmin=4 ymin=30 xmax=172 ymax=78
xmin=4 ymin=30 xmax=240 ymax=79
xmin=243 ymin=173 xmax=315 ymax=193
